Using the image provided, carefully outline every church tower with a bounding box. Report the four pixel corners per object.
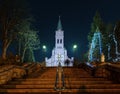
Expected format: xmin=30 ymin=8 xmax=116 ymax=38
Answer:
xmin=55 ymin=16 xmax=64 ymax=49
xmin=45 ymin=16 xmax=73 ymax=67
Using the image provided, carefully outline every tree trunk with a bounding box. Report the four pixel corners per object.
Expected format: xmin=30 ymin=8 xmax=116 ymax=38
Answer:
xmin=21 ymin=48 xmax=26 ymax=63
xmin=18 ymin=39 xmax=21 ymax=56
xmin=2 ymin=46 xmax=7 ymax=60
xmin=30 ymin=49 xmax=35 ymax=62
xmin=27 ymin=48 xmax=35 ymax=62
xmin=2 ymin=39 xmax=11 ymax=60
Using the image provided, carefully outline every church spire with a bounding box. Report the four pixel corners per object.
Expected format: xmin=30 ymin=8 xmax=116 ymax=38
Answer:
xmin=57 ymin=16 xmax=62 ymax=30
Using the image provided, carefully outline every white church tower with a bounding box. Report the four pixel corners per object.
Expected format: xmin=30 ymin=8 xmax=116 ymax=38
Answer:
xmin=45 ymin=16 xmax=73 ymax=67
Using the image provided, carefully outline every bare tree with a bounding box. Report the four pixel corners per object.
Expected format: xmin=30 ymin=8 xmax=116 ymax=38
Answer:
xmin=0 ymin=0 xmax=29 ymax=60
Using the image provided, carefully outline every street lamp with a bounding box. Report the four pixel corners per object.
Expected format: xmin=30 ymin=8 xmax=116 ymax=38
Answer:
xmin=73 ymin=45 xmax=77 ymax=49
xmin=42 ymin=45 xmax=47 ymax=52
xmin=73 ymin=44 xmax=77 ymax=59
xmin=43 ymin=45 xmax=46 ymax=49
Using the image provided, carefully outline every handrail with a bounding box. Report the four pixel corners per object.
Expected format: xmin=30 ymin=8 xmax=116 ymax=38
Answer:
xmin=54 ymin=69 xmax=58 ymax=90
xmin=61 ymin=69 xmax=65 ymax=89
xmin=54 ymin=62 xmax=65 ymax=91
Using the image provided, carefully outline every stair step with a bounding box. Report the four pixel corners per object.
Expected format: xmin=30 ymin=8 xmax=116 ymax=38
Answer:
xmin=1 ymin=85 xmax=54 ymax=89
xmin=13 ymin=78 xmax=56 ymax=81
xmin=62 ymin=89 xmax=120 ymax=93
xmin=65 ymin=84 xmax=120 ymax=89
xmin=0 ymin=89 xmax=120 ymax=93
xmin=65 ymin=81 xmax=112 ymax=84
xmin=8 ymin=80 xmax=112 ymax=85
xmin=64 ymin=78 xmax=107 ymax=81
xmin=2 ymin=84 xmax=120 ymax=89
xmin=0 ymin=89 xmax=58 ymax=93
xmin=14 ymin=77 xmax=107 ymax=81
xmin=8 ymin=81 xmax=55 ymax=85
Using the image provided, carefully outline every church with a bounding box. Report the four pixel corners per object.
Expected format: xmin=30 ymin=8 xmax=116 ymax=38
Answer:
xmin=45 ymin=17 xmax=73 ymax=67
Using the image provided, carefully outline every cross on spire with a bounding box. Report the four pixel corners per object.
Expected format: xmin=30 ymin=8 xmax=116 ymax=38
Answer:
xmin=57 ymin=16 xmax=62 ymax=30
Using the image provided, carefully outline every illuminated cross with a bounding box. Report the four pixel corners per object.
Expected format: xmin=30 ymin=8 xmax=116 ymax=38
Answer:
xmin=57 ymin=54 xmax=62 ymax=67
xmin=57 ymin=54 xmax=61 ymax=62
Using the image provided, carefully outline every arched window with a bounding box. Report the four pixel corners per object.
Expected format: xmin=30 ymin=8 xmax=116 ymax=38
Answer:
xmin=57 ymin=39 xmax=59 ymax=43
xmin=60 ymin=39 xmax=62 ymax=44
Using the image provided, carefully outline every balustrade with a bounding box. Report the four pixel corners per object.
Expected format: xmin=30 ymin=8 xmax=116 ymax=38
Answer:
xmin=82 ymin=63 xmax=120 ymax=83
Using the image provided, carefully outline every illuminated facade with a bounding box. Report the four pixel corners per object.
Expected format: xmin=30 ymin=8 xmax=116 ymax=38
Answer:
xmin=45 ymin=17 xmax=73 ymax=67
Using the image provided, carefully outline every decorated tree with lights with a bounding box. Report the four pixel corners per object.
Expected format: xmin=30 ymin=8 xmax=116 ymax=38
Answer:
xmin=88 ymin=11 xmax=113 ymax=61
xmin=16 ymin=19 xmax=40 ymax=62
xmin=0 ymin=0 xmax=29 ymax=60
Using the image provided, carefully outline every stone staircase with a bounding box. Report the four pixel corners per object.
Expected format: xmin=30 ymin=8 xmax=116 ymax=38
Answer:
xmin=62 ymin=67 xmax=120 ymax=93
xmin=0 ymin=66 xmax=58 ymax=94
xmin=0 ymin=65 xmax=120 ymax=94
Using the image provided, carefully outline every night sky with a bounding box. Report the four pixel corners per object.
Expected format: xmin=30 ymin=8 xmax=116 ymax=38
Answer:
xmin=28 ymin=0 xmax=120 ymax=62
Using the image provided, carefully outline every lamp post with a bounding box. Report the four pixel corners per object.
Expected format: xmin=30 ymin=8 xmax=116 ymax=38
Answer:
xmin=73 ymin=44 xmax=77 ymax=58
xmin=42 ymin=45 xmax=47 ymax=52
xmin=42 ymin=45 xmax=47 ymax=62
xmin=73 ymin=45 xmax=77 ymax=49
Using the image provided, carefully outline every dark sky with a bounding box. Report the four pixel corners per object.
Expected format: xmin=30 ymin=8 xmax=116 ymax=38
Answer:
xmin=28 ymin=0 xmax=120 ymax=61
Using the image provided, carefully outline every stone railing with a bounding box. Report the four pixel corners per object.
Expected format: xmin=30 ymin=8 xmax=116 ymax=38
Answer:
xmin=80 ymin=63 xmax=95 ymax=76
xmin=0 ymin=65 xmax=26 ymax=85
xmin=0 ymin=63 xmax=45 ymax=85
xmin=105 ymin=63 xmax=120 ymax=83
xmin=82 ymin=63 xmax=120 ymax=83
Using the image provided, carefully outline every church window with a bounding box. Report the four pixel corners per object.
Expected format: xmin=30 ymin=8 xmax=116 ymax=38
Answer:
xmin=57 ymin=39 xmax=59 ymax=43
xmin=60 ymin=39 xmax=62 ymax=44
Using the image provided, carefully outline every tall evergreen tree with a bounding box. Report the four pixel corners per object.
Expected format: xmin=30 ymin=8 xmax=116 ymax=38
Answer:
xmin=88 ymin=11 xmax=105 ymax=43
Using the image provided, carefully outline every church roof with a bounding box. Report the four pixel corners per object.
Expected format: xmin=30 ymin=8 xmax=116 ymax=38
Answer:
xmin=57 ymin=16 xmax=62 ymax=30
